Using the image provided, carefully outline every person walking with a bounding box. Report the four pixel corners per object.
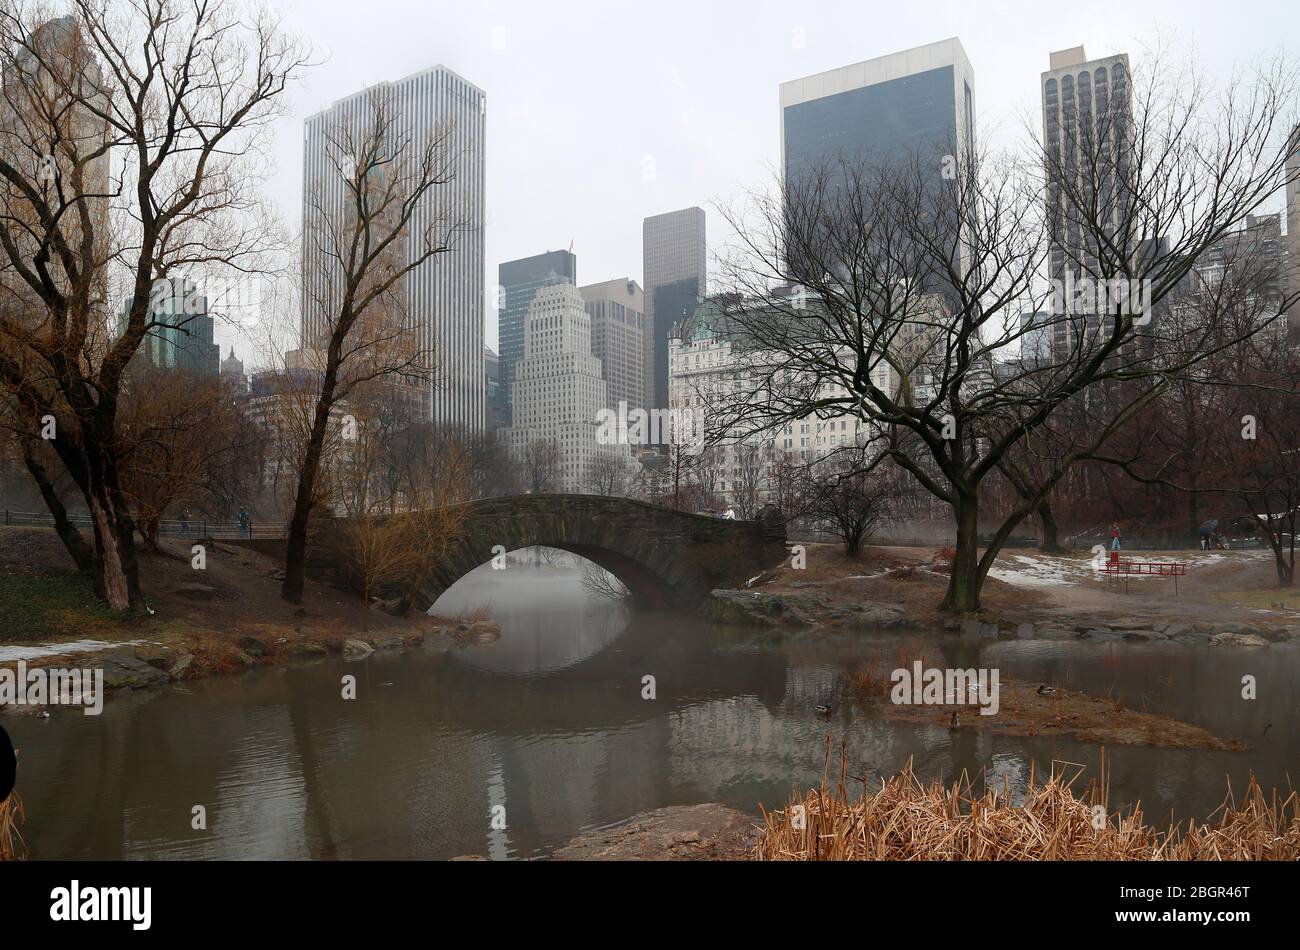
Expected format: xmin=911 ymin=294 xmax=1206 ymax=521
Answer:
xmin=180 ymin=507 xmax=191 ymax=537
xmin=1110 ymin=522 xmax=1122 ymax=552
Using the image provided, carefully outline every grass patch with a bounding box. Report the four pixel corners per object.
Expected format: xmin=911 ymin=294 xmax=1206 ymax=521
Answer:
xmin=0 ymin=568 xmax=126 ymax=643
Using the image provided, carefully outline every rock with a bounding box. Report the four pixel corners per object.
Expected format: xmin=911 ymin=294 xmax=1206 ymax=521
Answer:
xmin=168 ymin=653 xmax=195 ymax=679
xmin=343 ymin=639 xmax=375 ymax=661
xmin=959 ymin=619 xmax=999 ymax=638
xmin=1162 ymin=623 xmax=1194 ymax=639
xmin=1016 ymin=623 xmax=1035 ymax=639
xmin=284 ymin=641 xmax=329 ymax=658
xmin=1210 ymin=632 xmax=1269 ymax=649
xmin=173 ymin=583 xmax=217 ymax=601
xmin=237 ymin=636 xmax=269 ymax=658
xmin=451 ymin=621 xmax=501 ymax=643
xmin=369 ymin=635 xmax=406 ymax=651
xmin=98 ymin=653 xmax=170 ymax=690
xmin=551 ymin=803 xmax=753 ymax=861
xmin=1036 ymin=627 xmax=1077 ymax=640
xmin=845 ymin=606 xmax=904 ymax=630
xmin=703 ymin=590 xmax=816 ymax=627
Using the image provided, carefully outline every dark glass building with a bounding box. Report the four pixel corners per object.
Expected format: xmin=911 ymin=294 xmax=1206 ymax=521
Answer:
xmin=781 ymin=38 xmax=975 ymax=188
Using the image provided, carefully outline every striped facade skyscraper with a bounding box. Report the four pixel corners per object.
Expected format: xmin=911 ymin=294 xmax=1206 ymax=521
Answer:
xmin=301 ymin=65 xmax=486 ymax=430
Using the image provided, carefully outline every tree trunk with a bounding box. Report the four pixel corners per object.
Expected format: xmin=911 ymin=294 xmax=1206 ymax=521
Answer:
xmin=941 ymin=495 xmax=982 ymax=613
xmin=1037 ymin=500 xmax=1062 ymax=553
xmin=86 ymin=486 xmax=133 ymax=612
xmin=282 ymin=398 xmax=333 ymax=604
xmin=20 ymin=437 xmax=94 ymax=573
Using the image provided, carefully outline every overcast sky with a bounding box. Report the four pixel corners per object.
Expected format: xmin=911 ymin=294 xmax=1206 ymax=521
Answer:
xmin=223 ymin=0 xmax=1300 ymax=359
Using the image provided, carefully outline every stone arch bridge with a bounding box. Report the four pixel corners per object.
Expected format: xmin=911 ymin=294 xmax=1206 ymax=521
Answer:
xmin=313 ymin=494 xmax=788 ymax=612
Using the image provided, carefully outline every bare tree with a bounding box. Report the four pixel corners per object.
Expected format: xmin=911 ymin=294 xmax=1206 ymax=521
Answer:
xmin=282 ymin=89 xmax=458 ymax=603
xmin=713 ymin=50 xmax=1298 ymax=612
xmin=802 ymin=448 xmax=903 ymax=558
xmin=583 ymin=450 xmax=631 ymax=497
xmin=0 ymin=1 xmax=305 ymax=610
xmin=520 ymin=438 xmax=558 ymax=494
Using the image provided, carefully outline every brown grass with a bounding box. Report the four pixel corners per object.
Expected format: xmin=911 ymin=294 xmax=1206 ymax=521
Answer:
xmin=0 ymin=792 xmax=25 ymax=861
xmin=755 ymin=742 xmax=1300 ymax=861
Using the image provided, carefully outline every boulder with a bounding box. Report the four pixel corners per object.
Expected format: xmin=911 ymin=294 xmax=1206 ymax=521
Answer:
xmin=98 ymin=653 xmax=170 ymax=690
xmin=369 ymin=635 xmax=406 ymax=651
xmin=452 ymin=621 xmax=502 ymax=643
xmin=343 ymin=639 xmax=375 ymax=661
xmin=237 ymin=636 xmax=270 ymax=658
xmin=168 ymin=653 xmax=196 ymax=679
xmin=284 ymin=641 xmax=329 ymax=658
xmin=703 ymin=590 xmax=816 ymax=627
xmin=1210 ymin=632 xmax=1269 ymax=649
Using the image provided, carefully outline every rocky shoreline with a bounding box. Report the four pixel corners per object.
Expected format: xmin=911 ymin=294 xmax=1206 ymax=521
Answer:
xmin=0 ymin=619 xmax=501 ymax=716
xmin=702 ymin=587 xmax=1300 ymax=647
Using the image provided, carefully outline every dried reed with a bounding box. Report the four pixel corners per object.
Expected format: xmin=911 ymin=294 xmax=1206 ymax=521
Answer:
xmin=755 ymin=740 xmax=1300 ymax=861
xmin=0 ymin=791 xmax=25 ymax=861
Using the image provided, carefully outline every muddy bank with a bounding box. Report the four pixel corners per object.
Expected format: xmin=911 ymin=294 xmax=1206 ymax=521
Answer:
xmin=846 ymin=671 xmax=1248 ymax=751
xmin=702 ymin=542 xmax=1300 ymax=646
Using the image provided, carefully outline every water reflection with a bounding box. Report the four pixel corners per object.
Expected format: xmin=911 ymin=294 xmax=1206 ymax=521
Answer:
xmin=6 ymin=555 xmax=1298 ymax=859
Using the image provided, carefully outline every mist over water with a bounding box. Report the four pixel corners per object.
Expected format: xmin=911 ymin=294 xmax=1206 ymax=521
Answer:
xmin=8 ymin=552 xmax=1298 ymax=859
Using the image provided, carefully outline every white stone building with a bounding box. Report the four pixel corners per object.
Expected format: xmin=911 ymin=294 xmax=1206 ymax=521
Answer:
xmin=500 ymin=284 xmax=635 ymax=493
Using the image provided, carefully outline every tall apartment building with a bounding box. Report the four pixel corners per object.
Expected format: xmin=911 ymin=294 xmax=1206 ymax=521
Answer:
xmin=1041 ymin=45 xmax=1132 ymax=355
xmin=497 ymin=250 xmax=577 ymax=426
xmin=499 ymin=284 xmax=633 ymax=493
xmin=643 ymin=208 xmax=706 ymax=411
xmin=301 ymin=66 xmax=486 ymax=430
xmin=1 ymin=16 xmax=112 ymax=346
xmin=484 ymin=346 xmax=501 ymax=429
xmin=1287 ymin=125 xmax=1300 ymax=335
xmin=580 ymin=278 xmax=645 ymax=413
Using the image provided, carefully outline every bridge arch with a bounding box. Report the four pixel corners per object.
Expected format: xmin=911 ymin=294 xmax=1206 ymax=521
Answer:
xmin=413 ymin=495 xmax=788 ymax=612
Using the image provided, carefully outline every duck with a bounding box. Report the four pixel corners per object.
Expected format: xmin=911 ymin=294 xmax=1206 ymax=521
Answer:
xmin=949 ymin=709 xmax=961 ymax=729
xmin=814 ymin=703 xmax=833 ymax=717
xmin=1036 ymin=685 xmax=1057 ymax=696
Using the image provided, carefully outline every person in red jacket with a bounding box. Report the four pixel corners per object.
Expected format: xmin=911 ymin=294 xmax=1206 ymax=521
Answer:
xmin=1110 ymin=522 xmax=1122 ymax=552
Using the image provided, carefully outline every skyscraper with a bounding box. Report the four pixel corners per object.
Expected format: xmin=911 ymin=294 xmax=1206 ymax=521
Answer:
xmin=301 ymin=65 xmax=486 ymax=430
xmin=780 ymin=40 xmax=976 ymax=302
xmin=120 ymin=278 xmax=220 ymax=376
xmin=499 ymin=283 xmax=633 ymax=493
xmin=497 ymin=250 xmax=577 ymax=426
xmin=643 ymin=208 xmax=706 ymax=411
xmin=780 ymin=38 xmax=976 ymax=189
xmin=1041 ymin=46 xmax=1132 ymax=354
xmin=580 ymin=278 xmax=645 ymax=413
xmin=1286 ymin=125 xmax=1300 ymax=335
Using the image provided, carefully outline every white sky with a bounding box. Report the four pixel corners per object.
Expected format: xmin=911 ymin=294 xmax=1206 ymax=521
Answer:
xmin=219 ymin=0 xmax=1300 ymax=361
